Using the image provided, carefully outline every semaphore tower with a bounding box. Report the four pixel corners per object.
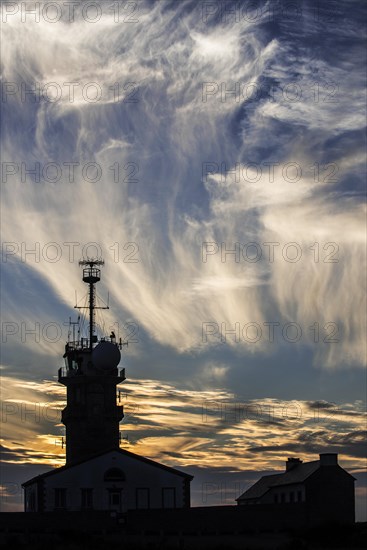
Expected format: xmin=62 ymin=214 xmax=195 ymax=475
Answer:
xmin=58 ymin=259 xmax=126 ymax=464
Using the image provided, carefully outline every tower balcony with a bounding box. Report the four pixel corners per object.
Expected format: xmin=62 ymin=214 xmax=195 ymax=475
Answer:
xmin=82 ymin=266 xmax=100 ymax=284
xmin=58 ymin=367 xmax=126 ymax=383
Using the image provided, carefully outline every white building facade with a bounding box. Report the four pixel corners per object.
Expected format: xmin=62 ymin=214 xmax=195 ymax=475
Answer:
xmin=23 ymin=448 xmax=192 ymax=513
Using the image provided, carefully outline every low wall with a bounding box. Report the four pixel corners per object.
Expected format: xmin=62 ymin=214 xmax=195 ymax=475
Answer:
xmin=0 ymin=503 xmax=308 ymax=535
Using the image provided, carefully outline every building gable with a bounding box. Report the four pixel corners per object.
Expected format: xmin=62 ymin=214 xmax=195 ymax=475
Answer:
xmin=23 ymin=448 xmax=193 ymax=488
xmin=23 ymin=449 xmax=192 ymax=512
xmin=236 ymin=454 xmax=355 ymax=504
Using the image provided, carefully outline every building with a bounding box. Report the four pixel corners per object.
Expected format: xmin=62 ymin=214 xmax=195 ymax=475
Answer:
xmin=22 ymin=260 xmax=193 ymax=512
xmin=22 ymin=448 xmax=192 ymax=512
xmin=236 ymin=453 xmax=355 ymax=524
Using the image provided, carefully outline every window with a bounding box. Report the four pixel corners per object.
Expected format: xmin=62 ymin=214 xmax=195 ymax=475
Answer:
xmin=26 ymin=491 xmax=36 ymax=512
xmin=162 ymin=487 xmax=176 ymax=509
xmin=54 ymin=488 xmax=66 ymax=509
xmin=297 ymin=490 xmax=302 ymax=502
xmin=91 ymin=404 xmax=102 ymax=416
xmin=290 ymin=491 xmax=294 ymax=503
xmin=136 ymin=488 xmax=150 ymax=509
xmin=81 ymin=488 xmax=93 ymax=509
xmin=108 ymin=489 xmax=123 ymax=511
xmin=110 ymin=491 xmax=121 ymax=506
xmin=274 ymin=493 xmax=278 ymax=504
xmin=280 ymin=492 xmax=285 ymax=504
xmin=75 ymin=386 xmax=81 ymax=403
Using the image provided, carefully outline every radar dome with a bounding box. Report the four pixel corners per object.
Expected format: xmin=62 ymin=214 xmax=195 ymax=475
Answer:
xmin=92 ymin=341 xmax=121 ymax=371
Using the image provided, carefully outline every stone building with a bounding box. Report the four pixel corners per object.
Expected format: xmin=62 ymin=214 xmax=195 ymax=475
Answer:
xmin=236 ymin=453 xmax=355 ymax=524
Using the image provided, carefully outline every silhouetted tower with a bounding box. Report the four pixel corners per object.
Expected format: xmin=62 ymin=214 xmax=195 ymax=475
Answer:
xmin=59 ymin=260 xmax=125 ymax=464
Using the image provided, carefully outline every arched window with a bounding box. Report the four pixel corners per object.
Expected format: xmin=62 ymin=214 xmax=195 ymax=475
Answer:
xmin=104 ymin=468 xmax=126 ymax=482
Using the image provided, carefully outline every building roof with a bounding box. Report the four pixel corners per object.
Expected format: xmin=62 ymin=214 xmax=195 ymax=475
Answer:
xmin=236 ymin=458 xmax=354 ymax=502
xmin=22 ymin=447 xmax=193 ymax=487
xmin=237 ymin=473 xmax=284 ymax=500
xmin=270 ymin=460 xmax=320 ymax=487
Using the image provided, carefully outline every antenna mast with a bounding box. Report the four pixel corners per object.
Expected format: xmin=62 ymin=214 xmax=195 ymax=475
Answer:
xmin=78 ymin=259 xmax=106 ymax=351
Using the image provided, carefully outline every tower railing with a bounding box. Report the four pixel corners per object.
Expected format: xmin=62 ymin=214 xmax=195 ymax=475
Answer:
xmin=65 ymin=340 xmax=91 ymax=352
xmin=58 ymin=367 xmax=126 ymax=380
xmin=82 ymin=267 xmax=101 ymax=283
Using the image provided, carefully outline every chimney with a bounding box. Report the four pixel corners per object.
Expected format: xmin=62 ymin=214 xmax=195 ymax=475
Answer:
xmin=319 ymin=453 xmax=338 ymax=466
xmin=286 ymin=457 xmax=302 ymax=471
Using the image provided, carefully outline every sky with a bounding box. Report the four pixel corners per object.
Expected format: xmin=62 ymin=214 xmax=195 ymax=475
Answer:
xmin=0 ymin=0 xmax=366 ymax=520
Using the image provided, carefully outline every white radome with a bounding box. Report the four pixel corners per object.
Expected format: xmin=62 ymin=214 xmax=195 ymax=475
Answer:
xmin=92 ymin=341 xmax=121 ymax=370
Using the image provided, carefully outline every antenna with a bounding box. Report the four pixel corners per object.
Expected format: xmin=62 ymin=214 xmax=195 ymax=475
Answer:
xmin=68 ymin=317 xmax=80 ymax=344
xmin=77 ymin=259 xmax=108 ymax=351
xmin=55 ymin=436 xmax=66 ymax=449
